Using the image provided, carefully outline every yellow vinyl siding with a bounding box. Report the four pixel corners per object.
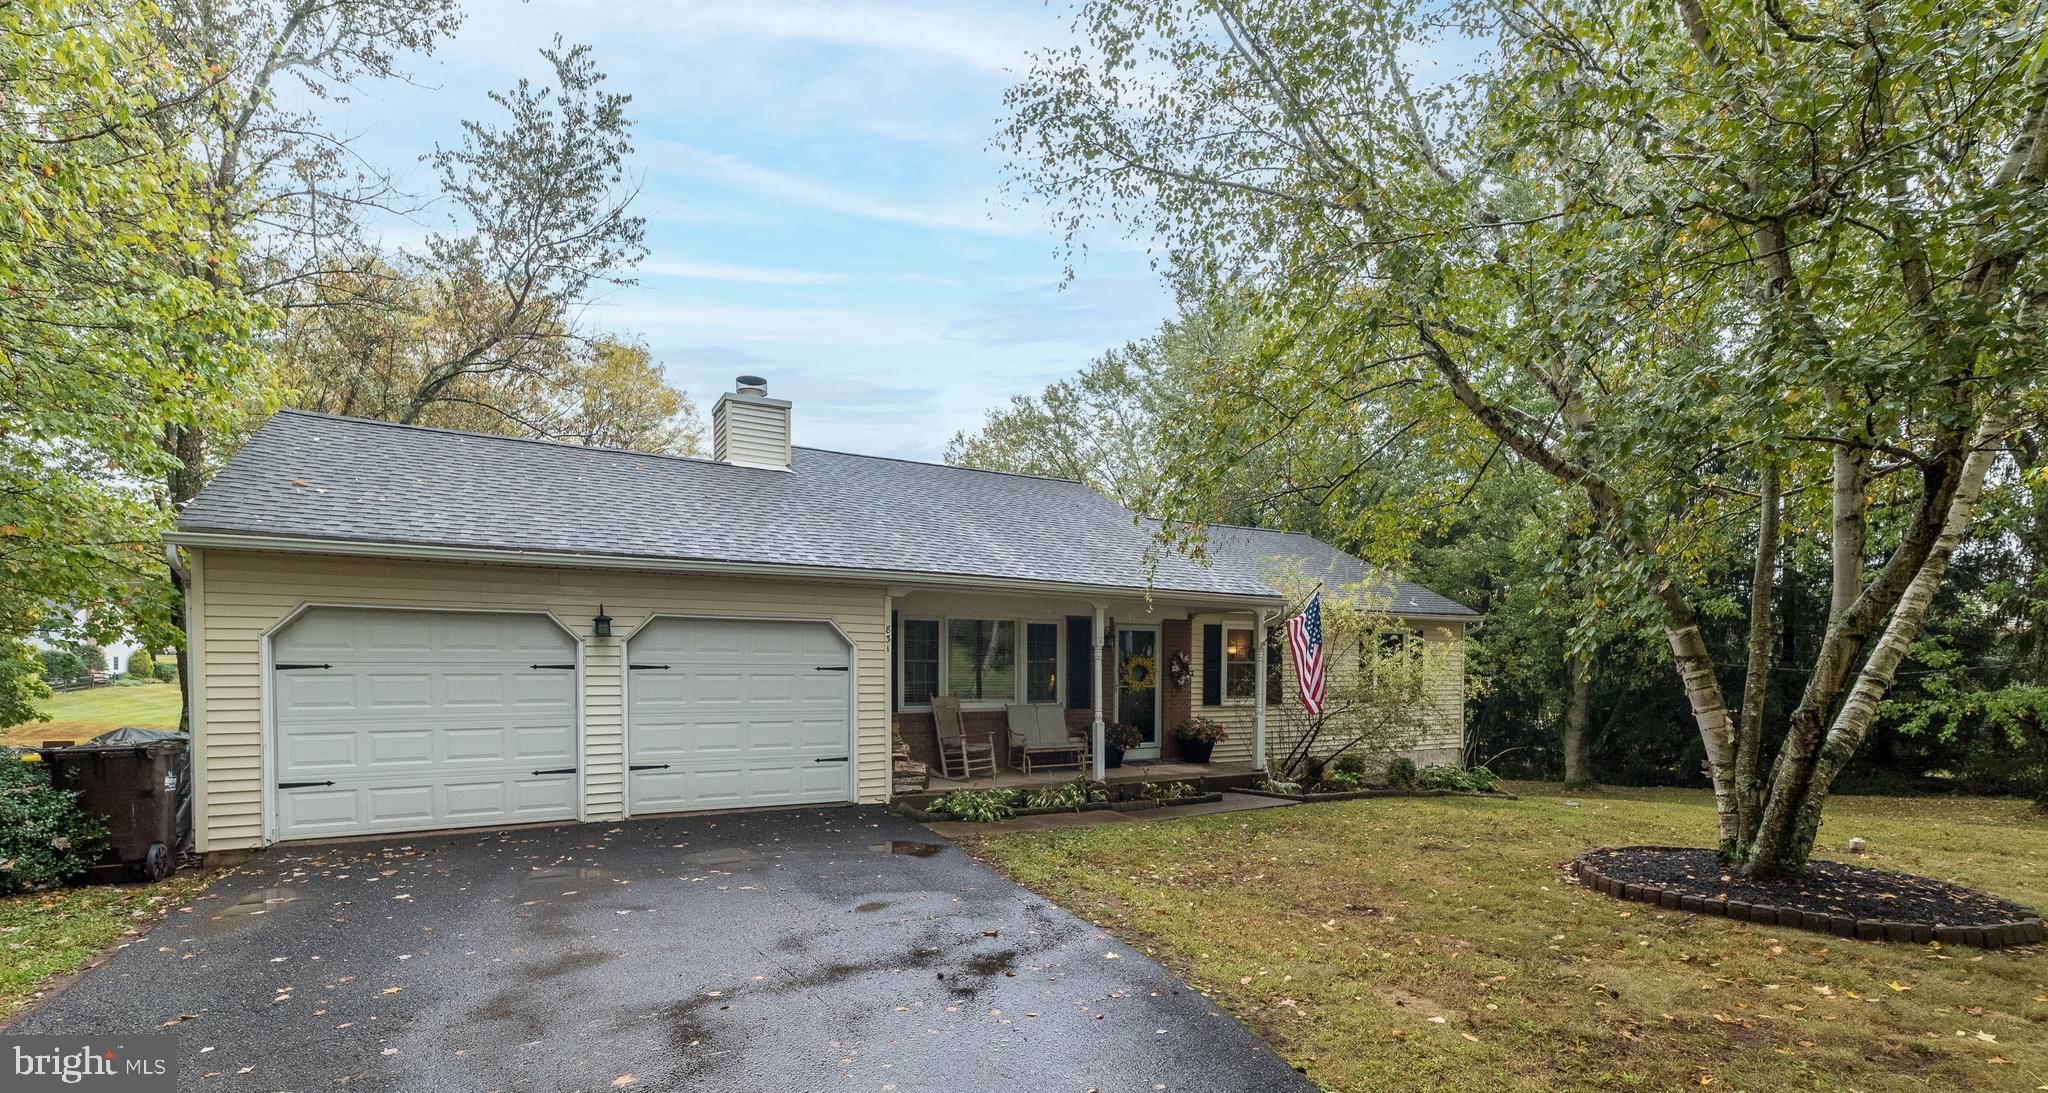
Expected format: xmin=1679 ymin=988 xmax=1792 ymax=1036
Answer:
xmin=190 ymin=549 xmax=889 ymax=851
xmin=1194 ymin=611 xmax=1468 ymax=770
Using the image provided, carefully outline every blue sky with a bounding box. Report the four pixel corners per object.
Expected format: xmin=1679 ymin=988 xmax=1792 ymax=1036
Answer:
xmin=324 ymin=0 xmax=1174 ymax=460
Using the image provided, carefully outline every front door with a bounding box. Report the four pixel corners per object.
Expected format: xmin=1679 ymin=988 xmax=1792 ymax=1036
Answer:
xmin=1114 ymin=627 xmax=1161 ymax=760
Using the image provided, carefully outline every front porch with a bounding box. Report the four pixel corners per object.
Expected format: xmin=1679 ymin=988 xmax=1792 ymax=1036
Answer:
xmin=923 ymin=759 xmax=1260 ymax=793
xmin=884 ymin=584 xmax=1282 ymax=788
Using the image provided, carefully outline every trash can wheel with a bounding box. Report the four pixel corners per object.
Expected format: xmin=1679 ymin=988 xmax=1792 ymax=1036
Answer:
xmin=140 ymin=842 xmax=173 ymax=882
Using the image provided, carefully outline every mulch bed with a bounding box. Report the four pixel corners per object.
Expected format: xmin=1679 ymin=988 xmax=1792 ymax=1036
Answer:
xmin=1240 ymin=786 xmax=1520 ymax=803
xmin=1571 ymin=845 xmax=2045 ymax=949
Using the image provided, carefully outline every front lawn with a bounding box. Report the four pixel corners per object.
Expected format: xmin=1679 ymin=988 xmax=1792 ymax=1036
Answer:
xmin=1 ymin=682 xmax=181 ymax=748
xmin=958 ymin=785 xmax=2048 ymax=1092
xmin=0 ymin=872 xmax=216 ymax=1023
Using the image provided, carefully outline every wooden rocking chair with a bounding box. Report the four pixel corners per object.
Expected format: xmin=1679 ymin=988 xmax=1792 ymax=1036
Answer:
xmin=931 ymin=696 xmax=998 ymax=780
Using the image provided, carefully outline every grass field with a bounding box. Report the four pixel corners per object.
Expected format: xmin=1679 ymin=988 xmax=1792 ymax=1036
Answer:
xmin=0 ymin=872 xmax=216 ymax=1023
xmin=1 ymin=682 xmax=181 ymax=748
xmin=959 ymin=784 xmax=2048 ymax=1092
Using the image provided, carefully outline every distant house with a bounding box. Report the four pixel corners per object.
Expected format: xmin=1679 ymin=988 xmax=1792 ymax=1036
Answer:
xmin=168 ymin=377 xmax=1477 ymax=852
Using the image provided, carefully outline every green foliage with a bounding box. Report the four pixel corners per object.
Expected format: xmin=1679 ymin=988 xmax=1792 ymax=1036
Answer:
xmin=152 ymin=661 xmax=175 ymax=683
xmin=1002 ymin=0 xmax=2046 ymax=874
xmin=1416 ymin=766 xmax=1501 ymax=795
xmin=0 ymin=758 xmax=107 ymax=895
xmin=1023 ymin=778 xmax=1109 ymax=811
xmin=1333 ymin=752 xmax=1369 ymax=776
xmin=1105 ymin=723 xmax=1145 ymax=750
xmin=1385 ymin=757 xmax=1419 ymax=789
xmin=3 ymin=0 xmax=266 ymax=729
xmin=125 ymin=649 xmax=156 ymax=682
xmin=931 ymin=788 xmax=1018 ymax=823
xmin=1317 ymin=769 xmax=1365 ymax=792
xmin=37 ymin=650 xmax=86 ymax=685
xmin=1134 ymin=780 xmax=1196 ymax=801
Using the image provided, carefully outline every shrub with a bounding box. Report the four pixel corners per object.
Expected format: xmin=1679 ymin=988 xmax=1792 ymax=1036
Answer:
xmin=1170 ymin=716 xmax=1228 ymax=745
xmin=1415 ymin=764 xmax=1500 ymax=794
xmin=1333 ymin=752 xmax=1369 ymax=776
xmin=1024 ymin=779 xmax=1108 ymax=810
xmin=1318 ymin=768 xmax=1365 ymax=792
xmin=1135 ymin=780 xmax=1195 ymax=801
xmin=930 ymin=787 xmax=1017 ymax=823
xmin=127 ymin=648 xmax=156 ymax=681
xmin=1385 ymin=757 xmax=1419 ymax=789
xmin=153 ymin=661 xmax=176 ymax=682
xmin=1302 ymin=755 xmax=1329 ymax=785
xmin=38 ymin=649 xmax=86 ymax=684
xmin=0 ymin=757 xmax=108 ymax=894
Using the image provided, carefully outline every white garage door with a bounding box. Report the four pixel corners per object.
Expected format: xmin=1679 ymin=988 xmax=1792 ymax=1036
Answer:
xmin=626 ymin=618 xmax=853 ymax=814
xmin=270 ymin=608 xmax=580 ymax=841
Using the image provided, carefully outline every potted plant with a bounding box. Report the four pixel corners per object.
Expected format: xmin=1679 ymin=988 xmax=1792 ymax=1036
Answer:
xmin=1104 ymin=723 xmax=1144 ymax=768
xmin=1170 ymin=716 xmax=1228 ymax=764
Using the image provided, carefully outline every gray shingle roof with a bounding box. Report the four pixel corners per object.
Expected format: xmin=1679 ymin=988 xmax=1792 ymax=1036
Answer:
xmin=1198 ymin=525 xmax=1479 ymax=618
xmin=176 ymin=410 xmax=1475 ymax=616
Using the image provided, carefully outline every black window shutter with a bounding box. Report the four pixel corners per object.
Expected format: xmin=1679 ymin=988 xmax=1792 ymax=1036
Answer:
xmin=1201 ymin=624 xmax=1222 ymax=706
xmin=1066 ymin=616 xmax=1093 ymax=710
xmin=890 ymin=610 xmax=900 ymax=712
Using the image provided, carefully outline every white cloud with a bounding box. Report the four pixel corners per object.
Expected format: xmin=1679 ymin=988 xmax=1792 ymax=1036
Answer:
xmin=637 ymin=258 xmax=846 ymax=285
xmin=654 ymin=141 xmax=1043 ymax=237
xmin=620 ymin=0 xmax=1040 ymax=71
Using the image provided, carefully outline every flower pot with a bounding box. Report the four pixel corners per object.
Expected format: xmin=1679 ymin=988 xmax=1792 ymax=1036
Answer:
xmin=1105 ymin=746 xmax=1125 ymax=769
xmin=1179 ymin=739 xmax=1215 ymax=764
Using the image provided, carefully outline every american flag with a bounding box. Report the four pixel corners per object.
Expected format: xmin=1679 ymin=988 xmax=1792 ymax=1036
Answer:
xmin=1286 ymin=594 xmax=1326 ymax=715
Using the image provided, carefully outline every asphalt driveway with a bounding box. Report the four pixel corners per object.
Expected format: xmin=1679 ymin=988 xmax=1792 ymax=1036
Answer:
xmin=13 ymin=808 xmax=1310 ymax=1092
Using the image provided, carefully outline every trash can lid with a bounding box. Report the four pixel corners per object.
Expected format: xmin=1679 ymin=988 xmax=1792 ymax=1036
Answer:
xmin=85 ymin=727 xmax=190 ymax=746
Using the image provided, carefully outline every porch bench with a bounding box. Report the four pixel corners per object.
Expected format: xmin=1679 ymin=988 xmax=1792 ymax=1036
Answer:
xmin=1006 ymin=704 xmax=1086 ymax=774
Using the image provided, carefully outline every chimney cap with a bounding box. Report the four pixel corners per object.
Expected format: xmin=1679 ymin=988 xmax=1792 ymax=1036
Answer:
xmin=735 ymin=374 xmax=768 ymax=394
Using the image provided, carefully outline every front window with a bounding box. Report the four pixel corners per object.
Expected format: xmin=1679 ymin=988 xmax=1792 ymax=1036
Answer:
xmin=901 ymin=619 xmax=939 ymax=705
xmin=1225 ymin=627 xmax=1256 ymax=699
xmin=947 ymin=619 xmax=1016 ymax=701
xmin=1025 ymin=622 xmax=1059 ymax=703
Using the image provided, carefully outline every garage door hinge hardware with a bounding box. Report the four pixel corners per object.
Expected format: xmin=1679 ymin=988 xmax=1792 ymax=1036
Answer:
xmin=529 ymin=663 xmax=576 ymax=670
xmin=629 ymin=763 xmax=670 ymax=771
xmin=277 ymin=780 xmax=336 ymax=789
xmin=813 ymin=756 xmax=850 ymax=763
xmin=274 ymin=662 xmax=332 ymax=671
xmin=814 ymin=665 xmax=849 ymax=672
xmin=629 ymin=663 xmax=670 ymax=670
xmin=532 ymin=766 xmax=577 ymax=776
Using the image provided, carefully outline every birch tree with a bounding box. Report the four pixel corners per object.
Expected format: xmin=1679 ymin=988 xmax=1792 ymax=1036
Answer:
xmin=1005 ymin=0 xmax=2047 ymax=876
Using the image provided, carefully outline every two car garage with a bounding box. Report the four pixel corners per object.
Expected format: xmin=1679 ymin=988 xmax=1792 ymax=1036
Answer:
xmin=269 ymin=607 xmax=857 ymax=842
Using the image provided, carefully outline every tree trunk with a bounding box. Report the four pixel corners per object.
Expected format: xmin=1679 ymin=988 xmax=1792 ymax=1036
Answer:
xmin=1746 ymin=416 xmax=2005 ymax=877
xmin=165 ymin=423 xmax=206 ymax=733
xmin=1562 ymin=651 xmax=1595 ymax=790
xmin=1733 ymin=463 xmax=1779 ymax=843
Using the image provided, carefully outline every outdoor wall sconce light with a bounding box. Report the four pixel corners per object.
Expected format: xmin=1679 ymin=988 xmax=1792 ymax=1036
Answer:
xmin=593 ymin=606 xmax=612 ymax=638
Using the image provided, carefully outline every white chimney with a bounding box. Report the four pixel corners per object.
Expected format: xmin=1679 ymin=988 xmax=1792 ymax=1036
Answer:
xmin=712 ymin=374 xmax=792 ymax=470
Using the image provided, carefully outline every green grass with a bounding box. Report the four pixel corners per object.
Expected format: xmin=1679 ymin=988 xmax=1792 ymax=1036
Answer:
xmin=958 ymin=783 xmax=2048 ymax=1092
xmin=0 ymin=872 xmax=216 ymax=1022
xmin=2 ymin=682 xmax=181 ymax=748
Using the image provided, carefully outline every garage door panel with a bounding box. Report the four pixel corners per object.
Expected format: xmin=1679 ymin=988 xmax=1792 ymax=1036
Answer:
xmin=626 ymin=618 xmax=852 ymax=815
xmin=272 ymin=608 xmax=579 ymax=841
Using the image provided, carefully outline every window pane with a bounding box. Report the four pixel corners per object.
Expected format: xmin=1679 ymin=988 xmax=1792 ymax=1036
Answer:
xmin=947 ymin=619 xmax=1015 ymax=701
xmin=902 ymin=619 xmax=939 ymax=705
xmin=1225 ymin=627 xmax=1255 ymax=698
xmin=1025 ymin=622 xmax=1059 ymax=703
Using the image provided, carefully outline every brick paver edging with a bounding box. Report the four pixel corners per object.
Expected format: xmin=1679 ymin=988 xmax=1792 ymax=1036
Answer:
xmin=1569 ymin=845 xmax=2045 ymax=950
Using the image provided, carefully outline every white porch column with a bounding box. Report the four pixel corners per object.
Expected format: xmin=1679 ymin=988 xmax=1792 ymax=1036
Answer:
xmin=1090 ymin=602 xmax=1107 ymax=781
xmin=1253 ymin=609 xmax=1270 ymax=772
